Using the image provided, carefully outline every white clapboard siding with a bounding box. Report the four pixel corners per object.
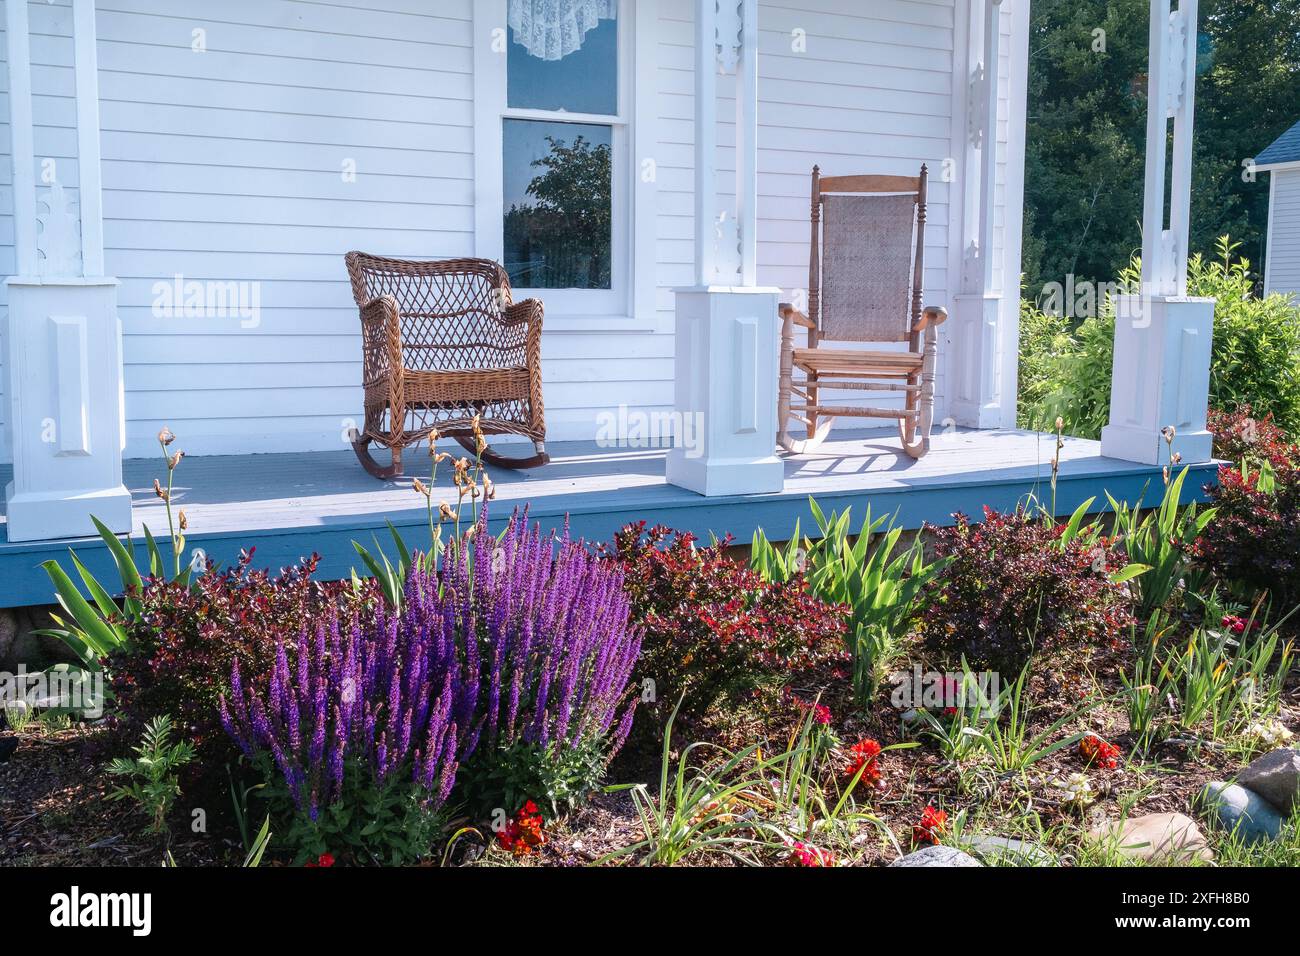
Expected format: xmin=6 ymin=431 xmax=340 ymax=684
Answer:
xmin=0 ymin=0 xmax=1020 ymax=463
xmin=1266 ymin=169 xmax=1300 ymax=301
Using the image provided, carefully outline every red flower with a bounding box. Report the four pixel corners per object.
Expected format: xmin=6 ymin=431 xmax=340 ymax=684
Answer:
xmin=497 ymin=801 xmax=547 ymax=856
xmin=790 ymin=841 xmax=835 ymax=867
xmin=1221 ymin=614 xmax=1250 ymax=636
xmin=912 ymin=804 xmax=948 ymax=845
xmin=305 ymin=852 xmax=335 ymax=868
xmin=844 ymin=738 xmax=884 ymax=787
xmin=1079 ymin=733 xmax=1121 ymax=770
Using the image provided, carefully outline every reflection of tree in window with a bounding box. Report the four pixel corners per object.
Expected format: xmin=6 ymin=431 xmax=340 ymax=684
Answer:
xmin=504 ymin=135 xmax=611 ymax=290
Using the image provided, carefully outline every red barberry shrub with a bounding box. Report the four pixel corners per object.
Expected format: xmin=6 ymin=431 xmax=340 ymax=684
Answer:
xmin=1207 ymin=405 xmax=1294 ymax=468
xmin=918 ymin=508 xmax=1133 ymax=675
xmin=109 ymin=551 xmax=375 ymax=769
xmin=603 ymin=523 xmax=846 ymax=723
xmin=1195 ymin=457 xmax=1300 ymax=609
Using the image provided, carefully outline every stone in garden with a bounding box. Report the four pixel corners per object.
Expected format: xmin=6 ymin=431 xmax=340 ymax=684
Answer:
xmin=961 ymin=835 xmax=1055 ymax=866
xmin=888 ymin=845 xmax=983 ymax=867
xmin=1199 ymin=781 xmax=1284 ymax=845
xmin=1236 ymin=748 xmax=1300 ymax=815
xmin=1089 ymin=812 xmax=1214 ymax=863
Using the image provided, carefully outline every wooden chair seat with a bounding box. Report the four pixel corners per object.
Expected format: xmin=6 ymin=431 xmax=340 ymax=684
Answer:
xmin=792 ymin=349 xmax=922 ymax=375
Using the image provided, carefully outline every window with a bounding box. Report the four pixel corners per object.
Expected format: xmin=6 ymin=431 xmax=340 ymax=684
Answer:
xmin=475 ymin=0 xmax=653 ymax=324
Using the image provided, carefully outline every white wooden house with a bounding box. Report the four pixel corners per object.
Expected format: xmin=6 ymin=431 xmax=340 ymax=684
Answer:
xmin=1257 ymin=118 xmax=1300 ymax=301
xmin=0 ymin=0 xmax=1218 ymax=607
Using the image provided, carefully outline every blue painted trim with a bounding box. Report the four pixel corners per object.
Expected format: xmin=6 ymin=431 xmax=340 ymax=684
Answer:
xmin=0 ymin=460 xmax=1220 ymax=609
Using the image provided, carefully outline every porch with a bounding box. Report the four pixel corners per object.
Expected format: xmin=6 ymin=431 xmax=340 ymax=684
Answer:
xmin=1 ymin=0 xmax=1218 ymax=596
xmin=0 ymin=427 xmax=1216 ymax=608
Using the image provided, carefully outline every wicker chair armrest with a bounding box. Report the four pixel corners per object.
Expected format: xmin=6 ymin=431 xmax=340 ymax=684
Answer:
xmin=503 ymin=297 xmax=544 ymax=329
xmin=779 ymin=302 xmax=816 ymax=330
xmin=359 ymin=294 xmax=404 ymax=385
xmin=914 ymin=305 xmax=948 ymax=332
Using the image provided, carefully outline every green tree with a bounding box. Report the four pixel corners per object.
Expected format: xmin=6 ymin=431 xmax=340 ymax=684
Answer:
xmin=504 ymin=134 xmax=612 ymax=289
xmin=1024 ymin=0 xmax=1300 ymax=297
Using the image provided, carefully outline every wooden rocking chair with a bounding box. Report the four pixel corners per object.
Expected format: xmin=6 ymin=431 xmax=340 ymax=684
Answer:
xmin=344 ymin=253 xmax=549 ymax=479
xmin=777 ymin=165 xmax=947 ymax=459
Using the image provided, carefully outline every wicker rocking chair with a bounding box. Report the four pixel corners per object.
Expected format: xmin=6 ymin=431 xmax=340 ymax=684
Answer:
xmin=777 ymin=165 xmax=947 ymax=460
xmin=344 ymin=253 xmax=549 ymax=479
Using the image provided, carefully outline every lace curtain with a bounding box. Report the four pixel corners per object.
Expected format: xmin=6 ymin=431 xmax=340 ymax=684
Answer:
xmin=508 ymin=0 xmax=618 ymax=61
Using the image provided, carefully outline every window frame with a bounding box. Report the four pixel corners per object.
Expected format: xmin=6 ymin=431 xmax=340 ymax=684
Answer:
xmin=473 ymin=0 xmax=655 ymax=329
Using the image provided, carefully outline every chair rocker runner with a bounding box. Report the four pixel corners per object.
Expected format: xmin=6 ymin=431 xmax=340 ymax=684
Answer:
xmin=345 ymin=253 xmax=549 ymax=479
xmin=777 ymin=164 xmax=948 ymax=459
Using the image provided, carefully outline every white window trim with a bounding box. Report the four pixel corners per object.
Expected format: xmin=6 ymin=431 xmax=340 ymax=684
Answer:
xmin=473 ymin=0 xmax=657 ymax=331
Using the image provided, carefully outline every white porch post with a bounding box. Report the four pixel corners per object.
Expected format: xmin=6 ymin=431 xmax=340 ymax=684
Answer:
xmin=4 ymin=0 xmax=130 ymax=542
xmin=950 ymin=0 xmax=1007 ymax=428
xmin=666 ymin=0 xmax=783 ymax=496
xmin=1101 ymin=0 xmax=1215 ymax=465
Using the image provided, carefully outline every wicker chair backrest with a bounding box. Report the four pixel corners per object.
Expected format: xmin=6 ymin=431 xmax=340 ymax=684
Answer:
xmin=344 ymin=253 xmax=522 ymax=371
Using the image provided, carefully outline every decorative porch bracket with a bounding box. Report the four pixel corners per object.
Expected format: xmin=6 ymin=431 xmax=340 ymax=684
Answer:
xmin=949 ymin=0 xmax=1007 ymax=429
xmin=1101 ymin=0 xmax=1214 ymax=466
xmin=5 ymin=0 xmax=130 ymax=542
xmin=666 ymin=0 xmax=783 ymax=496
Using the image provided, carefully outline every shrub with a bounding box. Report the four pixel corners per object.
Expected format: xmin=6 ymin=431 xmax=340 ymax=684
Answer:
xmin=606 ymin=523 xmax=847 ymax=725
xmin=1016 ymin=295 xmax=1076 ymax=432
xmin=1196 ymin=240 xmax=1300 ymax=435
xmin=108 ymin=552 xmax=365 ymax=767
xmin=1207 ymin=405 xmax=1294 ymax=467
xmin=1020 ymin=239 xmax=1300 ymax=438
xmin=222 ymin=511 xmax=641 ymax=862
xmin=919 ymin=508 xmax=1134 ymax=674
xmin=1195 ymin=457 xmax=1300 ymax=610
xmin=1017 ymin=298 xmax=1116 ymax=438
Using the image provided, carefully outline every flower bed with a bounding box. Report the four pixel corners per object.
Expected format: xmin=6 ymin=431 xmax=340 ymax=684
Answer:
xmin=3 ymin=415 xmax=1299 ymax=869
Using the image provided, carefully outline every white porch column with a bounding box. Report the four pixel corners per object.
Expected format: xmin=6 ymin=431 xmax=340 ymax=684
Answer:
xmin=949 ymin=0 xmax=1007 ymax=428
xmin=666 ymin=0 xmax=783 ymax=496
xmin=1101 ymin=0 xmax=1214 ymax=465
xmin=5 ymin=0 xmax=130 ymax=542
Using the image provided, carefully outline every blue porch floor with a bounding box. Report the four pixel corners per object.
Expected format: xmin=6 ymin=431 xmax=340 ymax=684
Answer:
xmin=0 ymin=427 xmax=1218 ymax=608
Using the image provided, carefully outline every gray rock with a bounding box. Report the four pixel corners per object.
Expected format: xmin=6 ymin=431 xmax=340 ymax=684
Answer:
xmin=1236 ymin=748 xmax=1300 ymax=815
xmin=889 ymin=845 xmax=984 ymax=867
xmin=1199 ymin=781 xmax=1285 ymax=845
xmin=961 ymin=835 xmax=1055 ymax=866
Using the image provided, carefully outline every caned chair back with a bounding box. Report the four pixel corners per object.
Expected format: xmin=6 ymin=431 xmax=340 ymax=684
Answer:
xmin=344 ymin=253 xmax=523 ymax=371
xmin=808 ymin=168 xmax=928 ymax=345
